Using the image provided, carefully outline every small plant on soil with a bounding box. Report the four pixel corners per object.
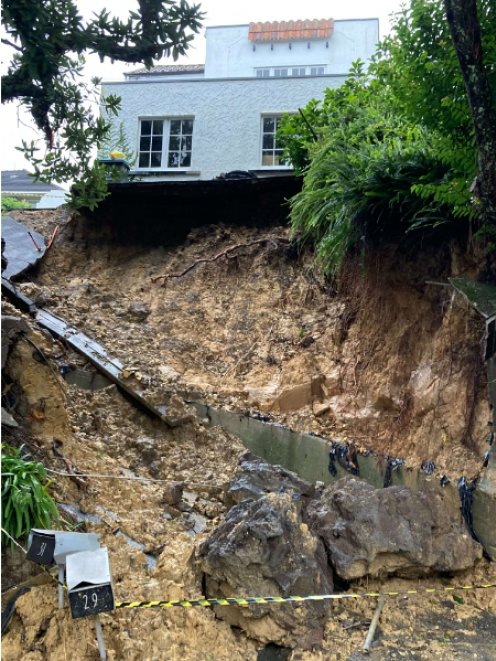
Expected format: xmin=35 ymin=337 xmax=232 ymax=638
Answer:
xmin=1 ymin=444 xmax=59 ymax=549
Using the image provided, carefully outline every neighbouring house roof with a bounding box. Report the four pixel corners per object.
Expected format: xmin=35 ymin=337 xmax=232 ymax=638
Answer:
xmin=248 ymin=19 xmax=334 ymax=41
xmin=2 ymin=170 xmax=65 ymax=194
xmin=126 ymin=64 xmax=205 ymax=77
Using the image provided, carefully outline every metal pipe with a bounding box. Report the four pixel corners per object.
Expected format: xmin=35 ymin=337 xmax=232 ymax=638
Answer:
xmin=94 ymin=615 xmax=107 ymax=661
xmin=363 ymin=598 xmax=385 ymax=652
xmin=58 ymin=565 xmax=64 ymax=609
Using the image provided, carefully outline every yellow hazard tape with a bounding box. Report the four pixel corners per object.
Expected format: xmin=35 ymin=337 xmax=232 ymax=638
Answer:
xmin=115 ymin=584 xmax=496 ymax=609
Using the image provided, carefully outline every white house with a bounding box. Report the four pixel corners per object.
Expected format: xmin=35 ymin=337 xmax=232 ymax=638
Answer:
xmin=101 ymin=18 xmax=379 ymax=181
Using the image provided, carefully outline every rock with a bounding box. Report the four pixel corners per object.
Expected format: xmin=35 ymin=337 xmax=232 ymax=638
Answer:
xmin=127 ymin=303 xmax=152 ymax=321
xmin=313 ymin=402 xmax=330 ymax=417
xmin=163 ymin=481 xmax=184 ymax=506
xmin=227 ymin=453 xmax=315 ymax=507
xmin=305 ymin=476 xmax=482 ymax=580
xmin=133 ymin=438 xmax=159 ymax=466
xmin=200 ymin=493 xmax=333 ymax=647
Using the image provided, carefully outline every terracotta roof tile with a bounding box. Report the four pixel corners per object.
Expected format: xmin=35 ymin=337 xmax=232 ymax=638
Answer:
xmin=248 ymin=18 xmax=333 ymax=41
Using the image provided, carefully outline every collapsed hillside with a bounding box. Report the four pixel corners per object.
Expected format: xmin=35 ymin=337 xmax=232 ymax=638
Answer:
xmin=10 ymin=208 xmax=491 ymax=480
xmin=2 ymin=208 xmax=496 ymax=661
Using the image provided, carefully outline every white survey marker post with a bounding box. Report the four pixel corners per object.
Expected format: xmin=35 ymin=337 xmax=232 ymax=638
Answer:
xmin=67 ymin=547 xmax=115 ymax=619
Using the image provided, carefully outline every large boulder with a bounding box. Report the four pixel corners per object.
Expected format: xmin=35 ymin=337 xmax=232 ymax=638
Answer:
xmin=227 ymin=451 xmax=315 ymax=507
xmin=306 ymin=476 xmax=482 ymax=580
xmin=200 ymin=492 xmax=333 ymax=648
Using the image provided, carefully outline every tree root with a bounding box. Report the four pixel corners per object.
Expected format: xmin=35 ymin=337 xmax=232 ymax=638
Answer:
xmin=151 ymin=236 xmax=289 ymax=283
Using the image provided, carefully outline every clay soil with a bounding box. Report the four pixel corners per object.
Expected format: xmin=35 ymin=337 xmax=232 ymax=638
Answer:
xmin=10 ymin=208 xmax=492 ymax=480
xmin=2 ymin=209 xmax=495 ymax=661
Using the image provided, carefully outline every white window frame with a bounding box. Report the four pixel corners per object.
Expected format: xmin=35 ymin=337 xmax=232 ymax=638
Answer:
xmin=259 ymin=115 xmax=293 ymax=169
xmin=137 ymin=117 xmax=195 ymax=170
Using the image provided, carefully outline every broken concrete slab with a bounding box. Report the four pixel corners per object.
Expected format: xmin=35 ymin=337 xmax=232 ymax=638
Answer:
xmin=1 ymin=216 xmax=46 ymax=280
xmin=2 ymin=408 xmax=18 ymax=427
xmin=35 ymin=308 xmax=177 ymax=425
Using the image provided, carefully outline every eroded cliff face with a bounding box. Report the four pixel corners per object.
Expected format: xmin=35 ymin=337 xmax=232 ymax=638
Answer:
xmin=11 ymin=209 xmax=491 ymax=479
xmin=2 ymin=210 xmax=495 ymax=661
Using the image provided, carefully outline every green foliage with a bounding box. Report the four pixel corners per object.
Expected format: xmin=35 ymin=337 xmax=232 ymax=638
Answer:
xmin=1 ymin=444 xmax=59 ymax=549
xmin=98 ymin=121 xmax=137 ymax=167
xmin=2 ymin=0 xmax=204 ymax=210
xmin=1 ymin=196 xmax=33 ymax=212
xmin=278 ymin=0 xmax=496 ymax=274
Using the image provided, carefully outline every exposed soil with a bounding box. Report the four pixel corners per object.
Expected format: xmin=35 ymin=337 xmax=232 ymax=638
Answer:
xmin=10 ymin=208 xmax=491 ymax=480
xmin=2 ymin=209 xmax=495 ymax=661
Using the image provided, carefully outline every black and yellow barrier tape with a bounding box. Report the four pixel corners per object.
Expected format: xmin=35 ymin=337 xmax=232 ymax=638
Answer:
xmin=4 ymin=527 xmax=494 ymax=610
xmin=115 ymin=584 xmax=496 ymax=609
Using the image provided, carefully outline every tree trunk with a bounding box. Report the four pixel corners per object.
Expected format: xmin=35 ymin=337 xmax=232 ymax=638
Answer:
xmin=444 ymin=0 xmax=496 ymax=229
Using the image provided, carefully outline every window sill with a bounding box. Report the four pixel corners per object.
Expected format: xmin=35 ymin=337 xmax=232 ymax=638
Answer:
xmin=129 ymin=170 xmax=201 ymax=176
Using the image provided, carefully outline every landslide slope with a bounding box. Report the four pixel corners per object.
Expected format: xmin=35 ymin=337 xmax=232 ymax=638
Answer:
xmin=11 ymin=209 xmax=490 ymax=479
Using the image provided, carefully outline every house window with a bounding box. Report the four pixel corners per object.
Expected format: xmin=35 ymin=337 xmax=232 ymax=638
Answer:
xmin=254 ymin=66 xmax=326 ymax=78
xmin=138 ymin=118 xmax=194 ymax=169
xmin=261 ymin=117 xmax=284 ymax=166
xmin=167 ymin=119 xmax=194 ymax=168
xmin=139 ymin=120 xmax=164 ymax=168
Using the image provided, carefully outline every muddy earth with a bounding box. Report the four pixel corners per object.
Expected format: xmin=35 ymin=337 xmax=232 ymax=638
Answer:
xmin=1 ymin=208 xmax=495 ymax=661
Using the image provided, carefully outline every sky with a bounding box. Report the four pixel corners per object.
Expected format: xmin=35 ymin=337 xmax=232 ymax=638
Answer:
xmin=1 ymin=0 xmax=404 ymax=180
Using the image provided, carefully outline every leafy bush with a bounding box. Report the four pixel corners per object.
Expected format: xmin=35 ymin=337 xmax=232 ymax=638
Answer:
xmin=278 ymin=0 xmax=495 ymax=274
xmin=1 ymin=196 xmax=33 ymax=213
xmin=1 ymin=444 xmax=59 ymax=549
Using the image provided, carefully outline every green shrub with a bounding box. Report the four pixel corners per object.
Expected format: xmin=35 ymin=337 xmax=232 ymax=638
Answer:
xmin=1 ymin=196 xmax=33 ymax=213
xmin=1 ymin=444 xmax=59 ymax=550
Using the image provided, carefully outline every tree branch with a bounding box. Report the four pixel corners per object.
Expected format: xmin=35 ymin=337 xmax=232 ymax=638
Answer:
xmin=151 ymin=237 xmax=290 ymax=282
xmin=1 ymin=38 xmax=22 ymax=52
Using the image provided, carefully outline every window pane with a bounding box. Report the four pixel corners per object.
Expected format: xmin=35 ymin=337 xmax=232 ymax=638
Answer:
xmin=169 ymin=136 xmax=180 ymax=151
xmin=292 ymin=68 xmax=299 ymax=76
xmin=300 ymin=68 xmax=306 ymax=76
xmin=318 ymin=67 xmax=325 ymax=75
xmin=274 ymin=150 xmax=284 ymax=165
xmin=168 ymin=152 xmax=180 ymax=167
xmin=150 ymin=152 xmax=162 ymax=167
xmin=182 ymin=135 xmax=192 ymax=150
xmin=180 ymin=152 xmax=191 ymax=167
xmin=152 ymin=121 xmax=163 ymax=135
xmin=139 ymin=152 xmax=150 ymax=168
xmin=256 ymin=70 xmax=263 ymax=77
xmin=311 ymin=67 xmax=317 ymax=75
xmin=262 ymin=151 xmax=274 ymax=166
xmin=170 ymin=120 xmax=181 ymax=135
xmin=263 ymin=134 xmax=274 ymax=150
xmin=152 ymin=136 xmax=162 ymax=151
xmin=141 ymin=120 xmax=152 ymax=135
xmin=263 ymin=117 xmax=275 ymax=132
xmin=276 ymin=117 xmax=283 ymax=128
xmin=280 ymin=69 xmax=288 ymax=77
xmin=274 ymin=69 xmax=281 ymax=77
xmin=182 ymin=119 xmax=194 ymax=135
xmin=263 ymin=69 xmax=270 ymax=77
xmin=140 ymin=136 xmax=151 ymax=151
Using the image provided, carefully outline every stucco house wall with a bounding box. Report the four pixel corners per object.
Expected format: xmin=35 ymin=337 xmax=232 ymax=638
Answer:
xmin=204 ymin=19 xmax=379 ymax=78
xmin=102 ymin=75 xmax=347 ymax=181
